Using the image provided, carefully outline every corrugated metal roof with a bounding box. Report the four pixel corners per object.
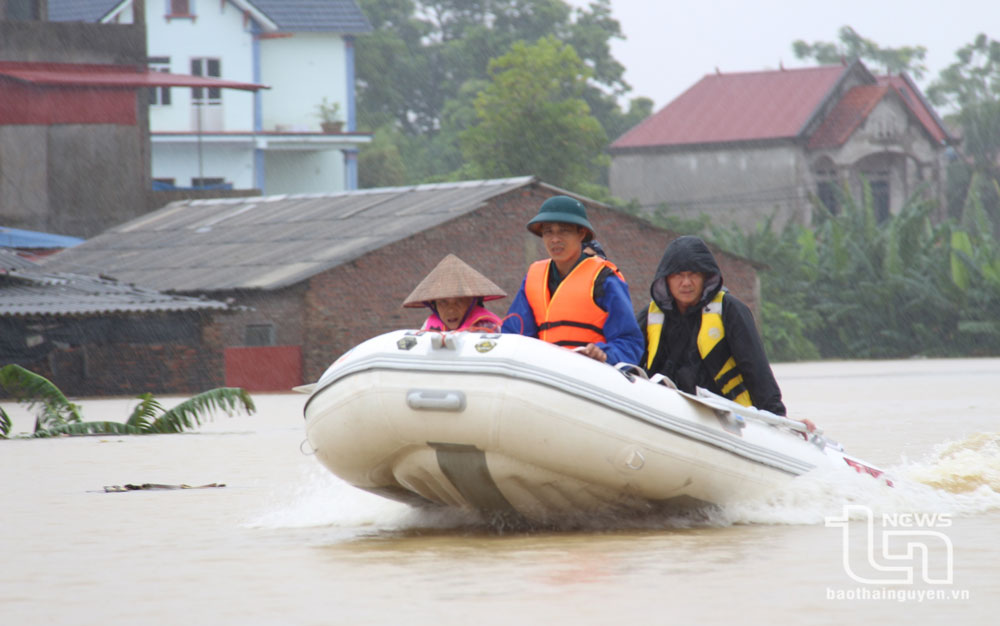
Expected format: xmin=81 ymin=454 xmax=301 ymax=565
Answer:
xmin=0 ymin=226 xmax=83 ymax=250
xmin=610 ymin=65 xmax=850 ymax=150
xmin=40 ymin=177 xmax=540 ymax=293
xmin=1 ymin=249 xmax=228 ymax=317
xmin=0 ymin=61 xmax=266 ymax=91
xmin=1 ymin=249 xmax=36 ymax=272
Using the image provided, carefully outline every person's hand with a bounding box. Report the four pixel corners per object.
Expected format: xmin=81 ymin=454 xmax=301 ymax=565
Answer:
xmin=576 ymin=343 xmax=607 ymax=363
xmin=799 ymin=418 xmax=817 ymax=433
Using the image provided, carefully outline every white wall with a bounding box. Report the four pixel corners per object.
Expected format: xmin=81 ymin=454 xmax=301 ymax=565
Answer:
xmin=145 ymin=0 xmax=256 ymax=132
xmin=610 ymin=144 xmax=809 ymax=229
xmin=153 ymin=143 xmax=255 ymax=188
xmin=265 ymin=150 xmax=345 ymax=194
xmin=259 ymin=33 xmax=348 ymax=132
xmin=143 ymin=0 xmax=354 ymax=194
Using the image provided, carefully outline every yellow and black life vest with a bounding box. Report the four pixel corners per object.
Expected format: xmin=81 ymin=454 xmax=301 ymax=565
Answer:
xmin=645 ymin=290 xmax=752 ymax=406
xmin=524 ymin=256 xmax=617 ymax=348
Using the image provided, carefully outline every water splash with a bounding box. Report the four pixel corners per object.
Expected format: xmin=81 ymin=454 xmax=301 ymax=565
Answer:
xmin=245 ymin=432 xmax=1000 ymax=534
xmin=902 ymin=432 xmax=1000 ymax=494
xmin=244 ymin=464 xmax=481 ymax=532
xmin=722 ymin=431 xmax=1000 ymax=526
xmin=244 ymin=464 xmax=410 ymax=530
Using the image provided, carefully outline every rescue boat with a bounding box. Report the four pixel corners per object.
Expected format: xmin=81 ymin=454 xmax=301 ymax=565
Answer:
xmin=300 ymin=329 xmax=890 ymax=526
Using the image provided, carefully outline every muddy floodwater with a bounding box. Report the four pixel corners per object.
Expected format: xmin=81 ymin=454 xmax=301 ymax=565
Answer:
xmin=2 ymin=358 xmax=999 ymax=625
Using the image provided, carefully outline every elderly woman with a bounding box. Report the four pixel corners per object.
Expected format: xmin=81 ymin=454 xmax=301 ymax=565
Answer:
xmin=403 ymin=254 xmax=506 ymax=332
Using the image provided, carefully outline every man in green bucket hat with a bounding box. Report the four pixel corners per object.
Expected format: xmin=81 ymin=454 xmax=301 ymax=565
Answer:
xmin=501 ymin=195 xmax=643 ymax=365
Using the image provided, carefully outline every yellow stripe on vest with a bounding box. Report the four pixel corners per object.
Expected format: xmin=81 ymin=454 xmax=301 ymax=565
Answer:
xmin=645 ymin=291 xmax=751 ymax=407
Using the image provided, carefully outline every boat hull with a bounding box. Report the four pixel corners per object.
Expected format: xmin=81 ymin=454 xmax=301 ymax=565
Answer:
xmin=303 ymin=330 xmax=884 ymax=524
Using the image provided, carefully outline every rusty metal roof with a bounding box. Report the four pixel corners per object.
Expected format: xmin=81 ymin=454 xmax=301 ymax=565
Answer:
xmin=1 ymin=249 xmax=228 ymax=317
xmin=40 ymin=177 xmax=543 ymax=293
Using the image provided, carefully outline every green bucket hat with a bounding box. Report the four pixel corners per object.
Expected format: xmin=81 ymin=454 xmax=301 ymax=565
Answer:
xmin=526 ymin=195 xmax=595 ymax=240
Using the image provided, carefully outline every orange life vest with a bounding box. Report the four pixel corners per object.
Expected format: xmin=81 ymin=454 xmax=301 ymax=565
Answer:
xmin=524 ymin=256 xmax=618 ymax=348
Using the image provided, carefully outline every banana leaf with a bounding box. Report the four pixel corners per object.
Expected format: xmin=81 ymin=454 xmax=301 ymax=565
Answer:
xmin=0 ymin=364 xmax=83 ymax=432
xmin=145 ymin=387 xmax=256 ymax=434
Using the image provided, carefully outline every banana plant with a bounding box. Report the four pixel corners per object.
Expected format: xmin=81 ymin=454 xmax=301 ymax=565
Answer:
xmin=0 ymin=364 xmax=255 ymax=438
xmin=0 ymin=364 xmax=83 ymax=435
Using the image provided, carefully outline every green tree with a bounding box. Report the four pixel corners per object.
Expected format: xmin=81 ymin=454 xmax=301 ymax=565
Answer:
xmin=927 ymin=34 xmax=1000 ymax=233
xmin=354 ymin=0 xmax=632 ymax=187
xmin=792 ymin=26 xmax=928 ymax=78
xmin=358 ymin=127 xmax=409 ymax=188
xmin=460 ymin=36 xmax=608 ymax=194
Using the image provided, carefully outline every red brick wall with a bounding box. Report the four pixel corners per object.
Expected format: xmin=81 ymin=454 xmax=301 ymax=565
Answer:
xmin=300 ymin=184 xmax=760 ymax=382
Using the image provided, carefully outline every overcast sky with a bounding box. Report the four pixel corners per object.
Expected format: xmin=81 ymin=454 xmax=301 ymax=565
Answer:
xmin=567 ymin=0 xmax=994 ymax=111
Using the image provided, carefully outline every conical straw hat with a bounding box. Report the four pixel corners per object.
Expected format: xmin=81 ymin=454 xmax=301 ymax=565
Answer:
xmin=402 ymin=254 xmax=507 ymax=308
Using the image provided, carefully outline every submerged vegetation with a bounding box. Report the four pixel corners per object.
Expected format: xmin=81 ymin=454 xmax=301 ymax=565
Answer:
xmin=0 ymin=364 xmax=256 ymax=439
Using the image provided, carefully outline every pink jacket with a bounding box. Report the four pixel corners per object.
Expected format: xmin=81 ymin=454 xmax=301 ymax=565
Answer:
xmin=422 ymin=304 xmax=502 ymax=332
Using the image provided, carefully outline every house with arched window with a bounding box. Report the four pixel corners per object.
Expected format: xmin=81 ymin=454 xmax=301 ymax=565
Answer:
xmin=609 ymin=60 xmax=955 ymax=230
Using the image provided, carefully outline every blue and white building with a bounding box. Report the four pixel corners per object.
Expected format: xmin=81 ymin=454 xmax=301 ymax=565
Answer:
xmin=50 ymin=0 xmax=372 ymax=195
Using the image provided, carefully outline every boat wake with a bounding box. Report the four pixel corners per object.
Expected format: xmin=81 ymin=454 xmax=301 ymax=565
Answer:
xmin=246 ymin=432 xmax=1000 ymax=535
xmin=721 ymin=431 xmax=1000 ymax=526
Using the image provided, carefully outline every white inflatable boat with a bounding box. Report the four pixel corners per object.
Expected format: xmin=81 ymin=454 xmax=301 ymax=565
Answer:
xmin=301 ymin=329 xmax=890 ymax=525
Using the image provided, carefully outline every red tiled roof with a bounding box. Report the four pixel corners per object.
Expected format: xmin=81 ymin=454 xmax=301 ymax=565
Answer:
xmin=807 ymin=85 xmax=888 ymax=149
xmin=611 ymin=65 xmax=849 ymax=150
xmin=0 ymin=61 xmax=266 ymax=91
xmin=878 ymin=75 xmax=951 ymax=145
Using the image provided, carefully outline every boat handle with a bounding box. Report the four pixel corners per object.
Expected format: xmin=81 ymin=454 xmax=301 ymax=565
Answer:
xmin=406 ymin=389 xmax=466 ymax=412
xmin=614 ymin=362 xmax=648 ymax=382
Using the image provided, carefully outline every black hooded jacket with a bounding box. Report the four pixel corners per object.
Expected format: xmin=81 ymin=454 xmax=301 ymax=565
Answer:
xmin=636 ymin=236 xmax=786 ymax=415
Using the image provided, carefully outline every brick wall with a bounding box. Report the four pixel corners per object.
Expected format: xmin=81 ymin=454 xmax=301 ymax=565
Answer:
xmin=14 ymin=312 xmax=225 ymax=397
xmin=212 ymin=286 xmax=306 ymax=348
xmin=299 ymin=184 xmax=760 ymax=382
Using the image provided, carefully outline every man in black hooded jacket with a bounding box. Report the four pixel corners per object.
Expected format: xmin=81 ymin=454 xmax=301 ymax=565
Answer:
xmin=636 ymin=236 xmax=787 ymax=416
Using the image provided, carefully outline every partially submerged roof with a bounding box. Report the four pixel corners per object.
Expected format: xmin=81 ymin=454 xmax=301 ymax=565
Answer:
xmin=1 ymin=249 xmax=227 ymax=317
xmin=40 ymin=177 xmax=554 ymax=293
